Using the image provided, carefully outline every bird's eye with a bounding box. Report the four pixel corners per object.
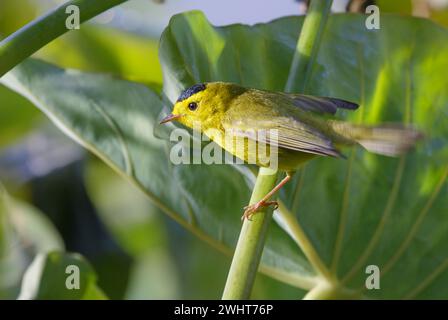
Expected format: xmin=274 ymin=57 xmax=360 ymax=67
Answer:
xmin=188 ymin=102 xmax=198 ymax=111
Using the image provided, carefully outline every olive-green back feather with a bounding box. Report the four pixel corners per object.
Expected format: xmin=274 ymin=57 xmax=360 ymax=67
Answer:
xmin=221 ymin=89 xmax=352 ymax=157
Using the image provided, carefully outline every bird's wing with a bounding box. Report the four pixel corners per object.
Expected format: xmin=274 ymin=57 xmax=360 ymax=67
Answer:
xmin=223 ymin=105 xmax=342 ymax=158
xmin=286 ymin=94 xmax=359 ymax=115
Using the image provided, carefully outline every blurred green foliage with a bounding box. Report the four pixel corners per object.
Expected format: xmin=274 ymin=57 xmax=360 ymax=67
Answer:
xmin=0 ymin=85 xmax=41 ymax=148
xmin=0 ymin=184 xmax=64 ymax=298
xmin=18 ymin=252 xmax=106 ymax=299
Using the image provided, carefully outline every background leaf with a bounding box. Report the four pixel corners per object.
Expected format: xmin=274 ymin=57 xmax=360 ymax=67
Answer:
xmin=0 ymin=58 xmax=312 ymax=291
xmin=0 ymin=183 xmax=64 ymax=298
xmin=18 ymin=251 xmax=106 ymax=300
xmin=158 ymin=11 xmax=448 ymax=298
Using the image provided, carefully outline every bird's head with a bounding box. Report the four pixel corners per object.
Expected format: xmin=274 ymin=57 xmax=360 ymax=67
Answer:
xmin=160 ymin=82 xmax=246 ymax=131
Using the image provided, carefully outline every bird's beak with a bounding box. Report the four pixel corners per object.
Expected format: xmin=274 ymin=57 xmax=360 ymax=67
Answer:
xmin=160 ymin=113 xmax=182 ymax=124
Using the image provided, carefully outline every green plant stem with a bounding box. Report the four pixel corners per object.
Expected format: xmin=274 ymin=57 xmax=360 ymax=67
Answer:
xmin=277 ymin=201 xmax=334 ymax=281
xmin=285 ymin=0 xmax=333 ymax=93
xmin=222 ymin=0 xmax=333 ymax=300
xmin=284 ymin=0 xmax=333 ymax=284
xmin=222 ymin=167 xmax=278 ymax=299
xmin=303 ymin=281 xmax=362 ymax=300
xmin=0 ymin=0 xmax=128 ymax=77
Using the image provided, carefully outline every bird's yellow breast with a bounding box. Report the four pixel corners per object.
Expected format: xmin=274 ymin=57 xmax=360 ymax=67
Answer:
xmin=204 ymin=128 xmax=314 ymax=171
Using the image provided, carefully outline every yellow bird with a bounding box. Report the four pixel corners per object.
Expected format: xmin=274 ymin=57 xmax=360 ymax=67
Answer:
xmin=160 ymin=82 xmax=422 ymax=220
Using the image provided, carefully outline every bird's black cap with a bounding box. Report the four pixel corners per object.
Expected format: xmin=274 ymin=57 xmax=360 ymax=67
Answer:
xmin=177 ymin=83 xmax=206 ymax=102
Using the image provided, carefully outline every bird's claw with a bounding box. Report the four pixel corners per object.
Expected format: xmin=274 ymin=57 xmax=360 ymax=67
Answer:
xmin=241 ymin=200 xmax=279 ymax=221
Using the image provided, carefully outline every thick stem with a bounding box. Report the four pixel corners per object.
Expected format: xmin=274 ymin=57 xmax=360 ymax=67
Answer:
xmin=303 ymin=281 xmax=362 ymax=300
xmin=0 ymin=0 xmax=128 ymax=77
xmin=285 ymin=0 xmax=333 ymax=93
xmin=222 ymin=167 xmax=278 ymax=299
xmin=222 ymin=0 xmax=333 ymax=300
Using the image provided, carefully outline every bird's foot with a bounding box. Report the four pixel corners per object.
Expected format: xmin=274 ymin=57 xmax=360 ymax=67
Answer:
xmin=241 ymin=200 xmax=278 ymax=221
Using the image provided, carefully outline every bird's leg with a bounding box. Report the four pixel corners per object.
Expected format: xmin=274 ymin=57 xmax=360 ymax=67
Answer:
xmin=242 ymin=172 xmax=292 ymax=221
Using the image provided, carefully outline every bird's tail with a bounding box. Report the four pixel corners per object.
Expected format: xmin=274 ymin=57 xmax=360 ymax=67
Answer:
xmin=330 ymin=121 xmax=424 ymax=157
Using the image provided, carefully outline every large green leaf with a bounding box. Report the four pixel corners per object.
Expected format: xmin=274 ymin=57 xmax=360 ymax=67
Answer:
xmin=300 ymin=15 xmax=448 ymax=299
xmin=159 ymin=11 xmax=448 ymax=299
xmin=1 ymin=11 xmax=448 ymax=298
xmin=0 ymin=58 xmax=310 ymax=291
